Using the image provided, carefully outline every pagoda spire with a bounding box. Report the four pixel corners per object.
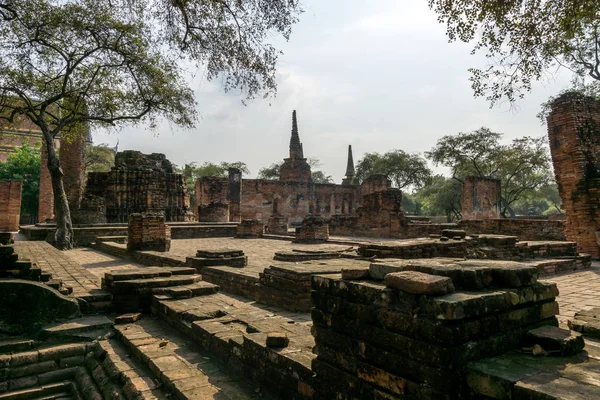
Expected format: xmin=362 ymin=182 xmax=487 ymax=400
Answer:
xmin=342 ymin=145 xmax=356 ymax=185
xmin=289 ymin=110 xmax=304 ymax=159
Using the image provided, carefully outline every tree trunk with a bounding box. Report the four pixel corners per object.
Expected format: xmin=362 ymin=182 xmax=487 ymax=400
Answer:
xmin=43 ymin=131 xmax=74 ymax=250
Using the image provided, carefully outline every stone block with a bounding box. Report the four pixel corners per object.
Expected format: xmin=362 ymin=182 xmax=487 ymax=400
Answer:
xmin=384 ymin=271 xmax=455 ymax=295
xmin=266 ymin=332 xmax=289 ymax=348
xmin=525 ymin=326 xmax=585 ymax=356
xmin=341 ymin=268 xmax=370 ymax=280
xmin=115 ymin=313 xmax=142 ymax=324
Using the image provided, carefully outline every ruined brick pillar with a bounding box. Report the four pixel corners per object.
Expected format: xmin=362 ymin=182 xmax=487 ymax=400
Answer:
xmin=60 ymin=126 xmax=87 ymax=210
xmin=294 ymin=216 xmax=329 ymax=243
xmin=227 ymin=168 xmax=242 ymax=223
xmin=0 ymin=181 xmax=22 ymax=232
xmin=197 ymin=202 xmax=229 ymax=222
xmin=360 ymin=174 xmax=391 ymax=197
xmin=547 ymin=93 xmax=600 ymax=258
xmin=38 ymin=137 xmax=54 ymax=222
xmin=127 ymin=213 xmax=171 ymax=252
xmin=460 ymin=176 xmax=501 ymax=220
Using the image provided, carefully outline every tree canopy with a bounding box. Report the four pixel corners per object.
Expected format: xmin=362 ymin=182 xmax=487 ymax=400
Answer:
xmin=355 ymin=150 xmax=432 ymax=191
xmin=257 ymin=158 xmax=334 ymax=184
xmin=426 ymin=128 xmax=553 ymax=217
xmin=428 ymin=0 xmax=600 ymax=105
xmin=85 ymin=143 xmax=115 ymax=173
xmin=0 ymin=0 xmax=301 ymax=248
xmin=0 ymin=144 xmax=40 ymax=217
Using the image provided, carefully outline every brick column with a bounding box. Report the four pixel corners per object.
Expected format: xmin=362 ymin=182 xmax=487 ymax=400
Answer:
xmin=0 ymin=180 xmax=22 ymax=232
xmin=461 ymin=176 xmax=501 ymax=220
xmin=38 ymin=137 xmax=54 ymax=222
xmin=547 ymin=93 xmax=600 ymax=258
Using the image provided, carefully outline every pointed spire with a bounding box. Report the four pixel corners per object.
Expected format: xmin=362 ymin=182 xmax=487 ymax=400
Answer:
xmin=342 ymin=145 xmax=356 ymax=185
xmin=289 ymin=110 xmax=304 ymax=158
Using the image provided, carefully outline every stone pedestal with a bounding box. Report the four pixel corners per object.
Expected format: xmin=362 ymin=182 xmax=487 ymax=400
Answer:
xmin=127 ymin=213 xmax=171 ymax=252
xmin=236 ymin=219 xmax=264 ymax=238
xmin=197 ymin=202 xmax=229 ymax=222
xmin=294 ymin=216 xmax=329 ymax=243
xmin=267 ymin=215 xmax=289 ymax=235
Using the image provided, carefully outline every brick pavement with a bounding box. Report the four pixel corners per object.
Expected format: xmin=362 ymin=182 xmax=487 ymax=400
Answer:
xmin=14 ymin=241 xmax=102 ymax=299
xmin=543 ymin=261 xmax=600 ymax=326
xmin=64 ymin=247 xmax=146 ymax=280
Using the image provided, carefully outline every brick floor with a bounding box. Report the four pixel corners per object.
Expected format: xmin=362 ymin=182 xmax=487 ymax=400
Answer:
xmin=63 ymin=247 xmax=146 ymax=280
xmin=543 ymin=261 xmax=600 ymax=326
xmin=14 ymin=241 xmax=105 ymax=299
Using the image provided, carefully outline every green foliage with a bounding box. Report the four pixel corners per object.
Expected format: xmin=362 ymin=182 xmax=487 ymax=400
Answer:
xmin=0 ymin=144 xmax=40 ymax=216
xmin=177 ymin=161 xmax=250 ymax=208
xmin=85 ymin=143 xmax=114 ymax=173
xmin=257 ymin=158 xmax=333 ymax=183
xmin=428 ymin=0 xmax=600 ymax=105
xmin=427 ymin=128 xmax=553 ymax=217
xmin=258 ymin=162 xmax=282 ymax=180
xmin=355 ymin=150 xmax=432 ymax=190
xmin=414 ymin=175 xmax=462 ymax=221
xmin=401 ymin=193 xmax=420 ymax=215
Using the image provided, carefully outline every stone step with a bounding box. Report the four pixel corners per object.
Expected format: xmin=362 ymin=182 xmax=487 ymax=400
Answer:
xmin=153 ymin=281 xmax=220 ymax=299
xmin=40 ymin=272 xmax=52 ymax=282
xmin=104 ymin=267 xmax=196 ymax=284
xmin=93 ymin=338 xmax=170 ymax=400
xmin=115 ymin=317 xmax=273 ymax=400
xmin=0 ymin=382 xmax=71 ymax=400
xmin=30 ymin=392 xmax=73 ymax=400
xmin=110 ymin=275 xmax=203 ymax=294
xmin=40 ymin=315 xmax=113 ymax=339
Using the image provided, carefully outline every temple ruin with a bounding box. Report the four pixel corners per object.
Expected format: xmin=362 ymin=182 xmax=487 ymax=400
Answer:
xmin=79 ymin=150 xmax=193 ymax=223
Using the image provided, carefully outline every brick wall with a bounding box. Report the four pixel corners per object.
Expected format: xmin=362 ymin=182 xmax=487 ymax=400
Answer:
xmin=461 ymin=176 xmax=501 ymax=220
xmin=0 ymin=180 xmax=22 ymax=232
xmin=458 ymin=218 xmax=566 ymax=241
xmin=547 ymin=93 xmax=600 ymax=257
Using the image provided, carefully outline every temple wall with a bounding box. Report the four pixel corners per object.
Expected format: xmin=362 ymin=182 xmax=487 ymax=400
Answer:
xmin=547 ymin=93 xmax=600 ymax=257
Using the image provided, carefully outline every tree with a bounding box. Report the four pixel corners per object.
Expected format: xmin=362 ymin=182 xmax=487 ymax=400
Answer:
xmin=85 ymin=143 xmax=115 ymax=173
xmin=177 ymin=161 xmax=250 ymax=208
xmin=257 ymin=162 xmax=282 ymax=180
xmin=355 ymin=150 xmax=432 ymax=191
xmin=414 ymin=175 xmax=462 ymax=221
xmin=257 ymin=157 xmax=333 ymax=183
xmin=0 ymin=0 xmax=301 ymax=249
xmin=428 ymin=0 xmax=600 ymax=105
xmin=427 ymin=128 xmax=553 ymax=217
xmin=0 ymin=144 xmax=40 ymax=218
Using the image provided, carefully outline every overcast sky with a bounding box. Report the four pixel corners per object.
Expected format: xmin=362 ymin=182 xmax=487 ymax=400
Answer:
xmin=92 ymin=0 xmax=572 ymax=183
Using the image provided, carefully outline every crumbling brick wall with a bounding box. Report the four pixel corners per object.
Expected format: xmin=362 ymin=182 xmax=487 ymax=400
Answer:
xmin=547 ymin=93 xmax=600 ymax=257
xmin=0 ymin=180 xmax=22 ymax=232
xmin=127 ymin=213 xmax=171 ymax=252
xmin=38 ymin=137 xmax=55 ymax=222
xmin=461 ymin=176 xmax=501 ymax=220
xmin=82 ymin=151 xmax=192 ymax=223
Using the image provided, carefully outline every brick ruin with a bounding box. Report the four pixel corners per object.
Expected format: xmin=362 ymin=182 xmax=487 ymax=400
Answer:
xmin=0 ymin=180 xmax=22 ymax=232
xmin=461 ymin=176 xmax=501 ymax=220
xmin=196 ymin=110 xmax=376 ymax=226
xmin=547 ymin=92 xmax=600 ymax=258
xmin=80 ymin=150 xmax=193 ymax=223
xmin=127 ymin=213 xmax=171 ymax=252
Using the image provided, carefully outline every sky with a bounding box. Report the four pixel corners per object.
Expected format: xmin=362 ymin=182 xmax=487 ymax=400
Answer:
xmin=92 ymin=0 xmax=573 ymax=182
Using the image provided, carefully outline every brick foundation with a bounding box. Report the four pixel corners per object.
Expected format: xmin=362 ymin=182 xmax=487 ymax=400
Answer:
xmin=127 ymin=213 xmax=171 ymax=252
xmin=267 ymin=215 xmax=289 ymax=235
xmin=0 ymin=180 xmax=22 ymax=232
xmin=235 ymin=219 xmax=264 ymax=238
xmin=547 ymin=93 xmax=600 ymax=257
xmin=295 ymin=216 xmax=329 ymax=242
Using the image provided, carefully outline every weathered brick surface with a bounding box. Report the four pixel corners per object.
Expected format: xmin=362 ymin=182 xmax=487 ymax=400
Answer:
xmin=547 ymin=93 xmax=600 ymax=257
xmin=83 ymin=151 xmax=192 ymax=223
xmin=59 ymin=128 xmax=86 ymax=210
xmin=235 ymin=219 xmax=264 ymax=238
xmin=311 ymin=267 xmax=560 ymax=399
xmin=461 ymin=176 xmax=501 ymax=220
xmin=458 ymin=218 xmax=566 ymax=241
xmin=0 ymin=180 xmax=22 ymax=232
xmin=295 ymin=216 xmax=329 ymax=242
xmin=127 ymin=213 xmax=171 ymax=252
